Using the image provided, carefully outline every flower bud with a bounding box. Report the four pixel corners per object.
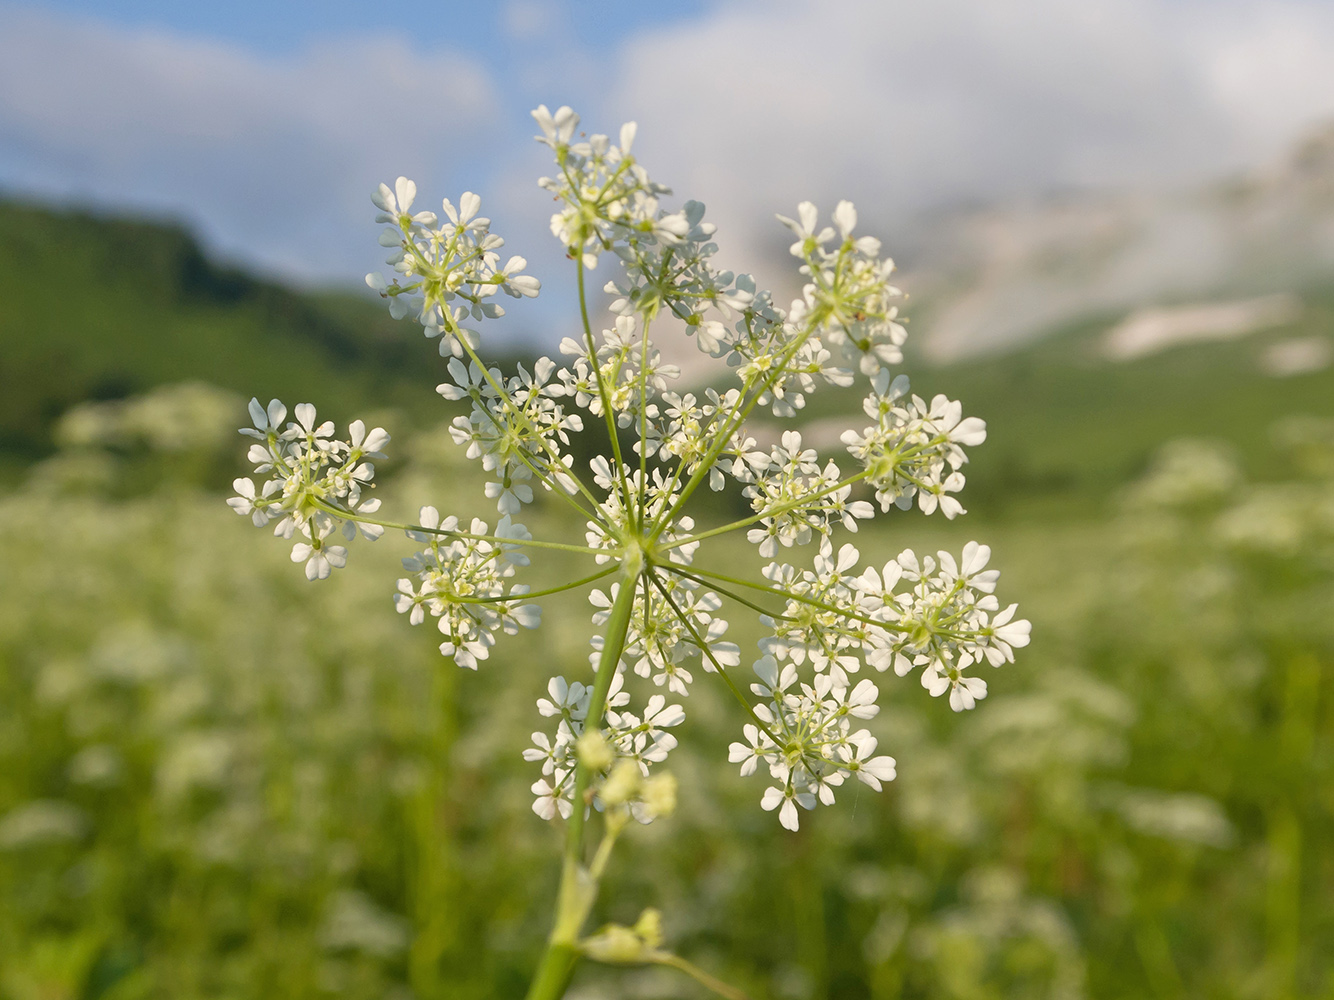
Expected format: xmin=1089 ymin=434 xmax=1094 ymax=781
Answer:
xmin=580 ymin=924 xmax=647 ymax=964
xmin=633 ymin=908 xmax=663 ymax=949
xmin=600 ymin=760 xmax=641 ymax=805
xmin=640 ymin=772 xmax=677 ymax=819
xmin=576 ymin=731 xmax=614 ymax=771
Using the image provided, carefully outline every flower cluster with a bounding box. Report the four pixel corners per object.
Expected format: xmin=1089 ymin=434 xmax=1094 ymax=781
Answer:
xmin=859 ymin=542 xmax=1031 ymax=709
xmin=533 ymin=105 xmax=676 ymax=270
xmin=780 ymin=201 xmax=908 ymax=377
xmin=229 ymin=104 xmax=1031 ymax=835
xmin=712 ymin=537 xmax=1029 ymax=826
xmin=227 ymin=399 xmax=389 ymax=579
xmin=438 ymin=357 xmax=584 ymax=513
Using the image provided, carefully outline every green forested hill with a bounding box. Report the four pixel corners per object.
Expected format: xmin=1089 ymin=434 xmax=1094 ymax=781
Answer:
xmin=0 ymin=199 xmax=434 ymax=463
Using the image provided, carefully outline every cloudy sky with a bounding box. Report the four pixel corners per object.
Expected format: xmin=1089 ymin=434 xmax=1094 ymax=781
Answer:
xmin=4 ymin=0 xmax=1334 ymax=342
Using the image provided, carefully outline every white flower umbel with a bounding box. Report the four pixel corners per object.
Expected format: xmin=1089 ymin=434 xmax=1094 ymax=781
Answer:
xmin=728 ymin=657 xmax=894 ymax=831
xmin=367 ymin=179 xmax=540 ymax=357
xmin=228 ymin=104 xmax=1031 ymax=1000
xmin=228 ymin=400 xmax=388 ymax=579
xmin=842 ymin=370 xmax=988 ymax=518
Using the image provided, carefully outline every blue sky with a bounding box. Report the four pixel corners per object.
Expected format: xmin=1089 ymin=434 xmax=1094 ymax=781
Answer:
xmin=4 ymin=0 xmax=1334 ymax=346
xmin=25 ymin=0 xmax=707 ymax=56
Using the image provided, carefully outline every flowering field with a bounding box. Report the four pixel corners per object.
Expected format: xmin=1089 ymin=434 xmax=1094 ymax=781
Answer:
xmin=1 ymin=375 xmax=1331 ymax=998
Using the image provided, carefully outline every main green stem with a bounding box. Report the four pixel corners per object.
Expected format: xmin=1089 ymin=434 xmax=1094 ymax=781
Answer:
xmin=525 ymin=556 xmax=642 ymax=1000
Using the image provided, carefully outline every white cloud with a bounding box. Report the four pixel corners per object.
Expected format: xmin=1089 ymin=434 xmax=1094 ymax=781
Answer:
xmin=0 ymin=5 xmax=501 ymax=281
xmin=603 ymin=0 xmax=1334 ymax=284
xmin=1200 ymin=3 xmax=1334 ymax=152
xmin=503 ymin=0 xmax=563 ymax=41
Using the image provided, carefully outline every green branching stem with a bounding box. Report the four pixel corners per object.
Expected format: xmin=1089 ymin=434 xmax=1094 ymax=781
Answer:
xmin=445 ymin=566 xmax=617 ymax=604
xmin=656 ymin=233 xmax=886 ymax=529
xmin=577 ymin=258 xmax=635 ymax=516
xmin=637 ymin=310 xmax=655 ymax=532
xmin=676 ymin=563 xmax=912 ymax=635
xmin=650 ymin=953 xmax=753 ymax=1000
xmin=648 ymin=314 xmax=822 ymax=542
xmin=309 ymin=499 xmax=604 ymax=556
xmin=647 ymin=570 xmax=781 ymax=746
xmin=658 ymin=563 xmax=791 ymax=620
xmin=454 ymin=336 xmax=608 ymax=524
xmin=660 ymin=468 xmax=874 ymax=551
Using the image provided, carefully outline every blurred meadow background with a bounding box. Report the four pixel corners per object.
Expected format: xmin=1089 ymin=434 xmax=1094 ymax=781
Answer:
xmin=2 ymin=1 xmax=1334 ymax=997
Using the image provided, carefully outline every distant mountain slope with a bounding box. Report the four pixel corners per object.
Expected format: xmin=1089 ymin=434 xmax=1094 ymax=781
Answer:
xmin=0 ymin=199 xmax=435 ymax=461
xmin=929 ymin=306 xmax=1334 ymax=518
xmin=908 ymin=122 xmax=1334 ymax=360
